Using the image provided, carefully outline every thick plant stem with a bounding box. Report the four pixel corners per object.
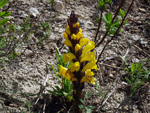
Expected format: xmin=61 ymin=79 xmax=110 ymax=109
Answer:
xmin=73 ymin=82 xmax=84 ymax=113
xmin=95 ymin=0 xmax=125 ymax=48
xmin=60 ymin=11 xmax=98 ymax=112
xmin=97 ymin=0 xmax=135 ymax=63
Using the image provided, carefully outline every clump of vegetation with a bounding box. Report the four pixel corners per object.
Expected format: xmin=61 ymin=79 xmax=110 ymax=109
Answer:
xmin=2 ymin=0 xmax=148 ymax=113
xmin=125 ymin=60 xmax=150 ymax=96
xmin=47 ymin=0 xmax=135 ymax=112
xmin=0 ymin=0 xmax=51 ymax=66
xmin=48 ymin=49 xmax=73 ymax=101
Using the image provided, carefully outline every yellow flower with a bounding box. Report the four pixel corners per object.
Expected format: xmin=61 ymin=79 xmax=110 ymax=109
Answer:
xmin=59 ymin=65 xmax=77 ymax=81
xmin=79 ymin=38 xmax=89 ymax=47
xmin=76 ymin=32 xmax=83 ymax=40
xmin=80 ymin=51 xmax=95 ymax=63
xmin=59 ymin=65 xmax=67 ymax=75
xmin=63 ymin=53 xmax=76 ymax=64
xmin=64 ymin=70 xmax=77 ymax=81
xmin=63 ymin=33 xmax=68 ymax=40
xmin=75 ymin=44 xmax=81 ymax=53
xmin=64 ymin=39 xmax=73 ymax=48
xmin=80 ymin=76 xmax=95 ymax=84
xmin=71 ymin=34 xmax=76 ymax=40
xmin=70 ymin=62 xmax=80 ymax=72
xmin=79 ymin=28 xmax=82 ymax=33
xmin=85 ymin=69 xmax=94 ymax=76
xmin=80 ymin=69 xmax=95 ymax=84
xmin=73 ymin=24 xmax=76 ymax=27
xmin=67 ymin=23 xmax=70 ymax=28
xmin=82 ymin=60 xmax=98 ymax=72
xmin=82 ymin=41 xmax=95 ymax=56
xmin=77 ymin=22 xmax=80 ymax=27
xmin=65 ymin=28 xmax=71 ymax=35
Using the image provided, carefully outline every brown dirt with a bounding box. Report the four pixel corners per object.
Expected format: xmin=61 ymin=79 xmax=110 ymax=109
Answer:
xmin=0 ymin=0 xmax=150 ymax=113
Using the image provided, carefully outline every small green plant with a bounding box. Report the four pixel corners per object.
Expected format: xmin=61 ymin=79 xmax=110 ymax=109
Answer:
xmin=97 ymin=0 xmax=128 ymax=36
xmin=95 ymin=82 xmax=105 ymax=98
xmin=102 ymin=9 xmax=128 ymax=36
xmin=47 ymin=0 xmax=134 ymax=111
xmin=0 ymin=11 xmax=51 ymax=65
xmin=39 ymin=21 xmax=51 ymax=44
xmin=49 ymin=0 xmax=56 ymax=6
xmin=97 ymin=0 xmax=112 ymax=9
xmin=78 ymin=92 xmax=95 ymax=113
xmin=0 ymin=0 xmax=11 ymax=26
xmin=125 ymin=60 xmax=150 ymax=96
xmin=94 ymin=0 xmax=134 ymax=62
xmin=48 ymin=49 xmax=73 ymax=101
xmin=21 ymin=16 xmax=32 ymax=32
xmin=25 ymin=100 xmax=31 ymax=113
xmin=0 ymin=0 xmax=12 ymax=63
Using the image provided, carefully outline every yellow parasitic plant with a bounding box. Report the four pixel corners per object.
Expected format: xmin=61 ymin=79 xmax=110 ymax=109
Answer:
xmin=59 ymin=11 xmax=98 ymax=112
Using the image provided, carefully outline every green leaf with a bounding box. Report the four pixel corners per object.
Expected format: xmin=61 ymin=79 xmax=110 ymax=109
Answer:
xmin=85 ymin=107 xmax=92 ymax=113
xmin=104 ymin=0 xmax=112 ymax=4
xmin=79 ymin=99 xmax=85 ymax=104
xmin=102 ymin=14 xmax=107 ymax=23
xmin=123 ymin=18 xmax=128 ymax=25
xmin=119 ymin=9 xmax=127 ymax=19
xmin=68 ymin=95 xmax=73 ymax=101
xmin=55 ymin=86 xmax=61 ymax=92
xmin=86 ymin=92 xmax=93 ymax=99
xmin=25 ymin=100 xmax=31 ymax=112
xmin=106 ymin=13 xmax=112 ymax=24
xmin=125 ymin=77 xmax=132 ymax=84
xmin=0 ymin=18 xmax=9 ymax=26
xmin=62 ymin=91 xmax=68 ymax=96
xmin=130 ymin=74 xmax=134 ymax=82
xmin=98 ymin=0 xmax=104 ymax=8
xmin=131 ymin=63 xmax=135 ymax=72
xmin=87 ymin=105 xmax=95 ymax=109
xmin=55 ymin=49 xmax=61 ymax=65
xmin=145 ymin=72 xmax=150 ymax=79
xmin=50 ymin=63 xmax=61 ymax=83
xmin=0 ymin=12 xmax=11 ymax=17
xmin=47 ymin=90 xmax=58 ymax=96
xmin=0 ymin=0 xmax=8 ymax=8
xmin=78 ymin=104 xmax=84 ymax=110
xmin=126 ymin=67 xmax=129 ymax=72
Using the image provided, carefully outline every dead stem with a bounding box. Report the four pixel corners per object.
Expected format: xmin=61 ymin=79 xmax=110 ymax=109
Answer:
xmin=97 ymin=0 xmax=135 ymax=63
xmin=95 ymin=0 xmax=125 ymax=48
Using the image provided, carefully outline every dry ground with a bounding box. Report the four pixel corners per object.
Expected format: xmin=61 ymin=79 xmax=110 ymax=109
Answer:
xmin=0 ymin=0 xmax=150 ymax=113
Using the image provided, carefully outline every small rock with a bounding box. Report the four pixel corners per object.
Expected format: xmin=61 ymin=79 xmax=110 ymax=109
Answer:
xmin=29 ymin=7 xmax=40 ymax=17
xmin=54 ymin=0 xmax=64 ymax=12
xmin=53 ymin=27 xmax=59 ymax=32
xmin=131 ymin=35 xmax=140 ymax=41
xmin=58 ymin=28 xmax=63 ymax=33
xmin=25 ymin=50 xmax=34 ymax=57
xmin=90 ymin=0 xmax=98 ymax=5
xmin=85 ymin=20 xmax=94 ymax=29
xmin=132 ymin=58 xmax=140 ymax=63
xmin=139 ymin=8 xmax=146 ymax=12
xmin=140 ymin=40 xmax=148 ymax=45
xmin=34 ymin=30 xmax=45 ymax=38
xmin=0 ymin=103 xmax=2 ymax=109
xmin=105 ymin=56 xmax=115 ymax=60
xmin=109 ymin=73 xmax=114 ymax=78
xmin=121 ymin=81 xmax=128 ymax=85
xmin=19 ymin=11 xmax=28 ymax=18
xmin=7 ymin=16 xmax=14 ymax=19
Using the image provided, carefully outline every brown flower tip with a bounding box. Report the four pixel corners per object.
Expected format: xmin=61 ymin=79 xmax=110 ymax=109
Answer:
xmin=70 ymin=11 xmax=78 ymax=23
xmin=68 ymin=11 xmax=79 ymax=34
